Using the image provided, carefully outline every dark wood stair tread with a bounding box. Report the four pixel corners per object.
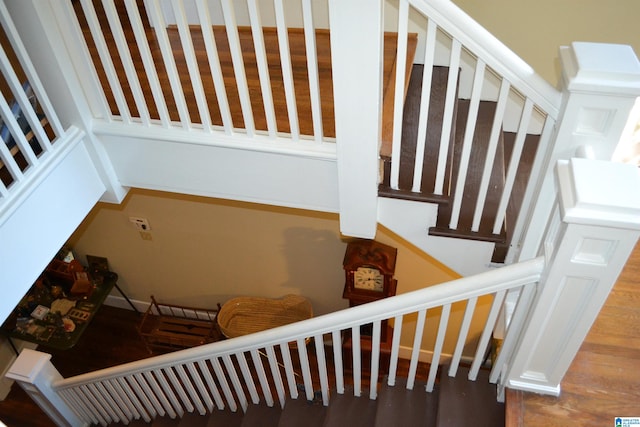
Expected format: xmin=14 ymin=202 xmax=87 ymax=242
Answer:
xmin=321 ymin=389 xmax=378 ymax=427
xmin=374 ymin=378 xmax=439 ymax=427
xmin=278 ymin=397 xmax=327 ymax=427
xmin=437 ymin=367 xmax=504 ymax=427
xmin=241 ymin=403 xmax=282 ymax=427
xmin=206 ymin=408 xmax=244 ymax=427
xmin=429 ymin=99 xmax=507 ymax=245
xmin=379 ymin=64 xmax=458 ymax=204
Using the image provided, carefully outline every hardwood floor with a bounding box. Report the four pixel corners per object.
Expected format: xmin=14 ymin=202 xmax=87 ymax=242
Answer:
xmin=507 ymin=241 xmax=640 ymax=426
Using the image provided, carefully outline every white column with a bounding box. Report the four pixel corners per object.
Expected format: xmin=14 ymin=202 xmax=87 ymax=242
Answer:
xmin=6 ymin=349 xmax=85 ymax=427
xmin=329 ymin=0 xmax=383 ymax=239
xmin=504 ymin=157 xmax=640 ymax=395
xmin=515 ymin=42 xmax=640 ymax=262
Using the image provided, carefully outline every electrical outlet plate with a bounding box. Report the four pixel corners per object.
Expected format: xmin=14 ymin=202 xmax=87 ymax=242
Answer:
xmin=129 ymin=217 xmax=151 ymax=231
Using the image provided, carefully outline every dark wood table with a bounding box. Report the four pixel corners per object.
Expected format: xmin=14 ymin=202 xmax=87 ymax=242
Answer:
xmin=2 ymin=272 xmax=118 ymax=350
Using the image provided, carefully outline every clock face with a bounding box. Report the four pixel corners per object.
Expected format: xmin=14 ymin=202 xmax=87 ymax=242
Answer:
xmin=354 ymin=267 xmax=384 ymax=292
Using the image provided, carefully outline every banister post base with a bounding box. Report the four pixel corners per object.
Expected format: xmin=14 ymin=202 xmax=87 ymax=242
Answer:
xmin=6 ymin=349 xmax=85 ymax=427
xmin=503 ymin=158 xmax=640 ymax=395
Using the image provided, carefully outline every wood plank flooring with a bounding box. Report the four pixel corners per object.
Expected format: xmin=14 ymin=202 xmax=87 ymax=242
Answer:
xmin=507 ymin=241 xmax=640 ymax=426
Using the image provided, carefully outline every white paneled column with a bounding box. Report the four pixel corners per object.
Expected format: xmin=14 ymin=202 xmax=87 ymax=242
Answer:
xmin=504 ymin=158 xmax=640 ymax=396
xmin=329 ymin=0 xmax=383 ymax=238
xmin=515 ymin=42 xmax=640 ymax=263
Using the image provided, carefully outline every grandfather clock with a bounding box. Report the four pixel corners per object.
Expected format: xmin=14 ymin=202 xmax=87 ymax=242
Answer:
xmin=342 ymin=239 xmax=397 ymax=367
xmin=342 ymin=239 xmax=398 ymax=306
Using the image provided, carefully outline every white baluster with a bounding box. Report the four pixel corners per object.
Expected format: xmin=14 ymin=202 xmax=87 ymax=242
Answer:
xmin=314 ymin=334 xmax=330 ymax=405
xmin=194 ymin=0 xmax=233 ymax=134
xmin=387 ymin=315 xmax=403 ymax=387
xmin=297 ymin=338 xmax=314 ymax=401
xmin=433 ymin=39 xmax=461 ymax=195
xmin=369 ymin=321 xmax=381 ymax=400
xmin=426 ymin=304 xmax=451 ymax=391
xmin=449 ymin=58 xmax=486 ymax=230
xmin=147 ymin=0 xmax=191 ymax=128
xmin=274 ymin=0 xmax=299 ymax=139
xmin=129 ymin=374 xmax=161 ymax=418
xmin=102 ymin=0 xmax=150 ymax=125
xmin=351 ymin=326 xmax=361 ymax=397
xmin=331 ymin=330 xmax=344 ymax=395
xmin=389 ymin=0 xmax=410 ymax=190
xmin=247 ymin=0 xmax=277 ymax=138
xmin=144 ymin=370 xmax=178 ymax=418
xmin=117 ymin=376 xmax=151 ymax=422
xmin=79 ymin=0 xmax=131 ymax=122
xmin=265 ymin=345 xmax=286 ymax=408
xmin=187 ymin=360 xmax=219 ymax=412
xmin=123 ymin=0 xmax=171 ymax=126
xmin=407 ymin=309 xmax=427 ymax=390
xmin=469 ymin=289 xmax=507 ymax=379
xmin=471 ymin=79 xmax=511 ymax=232
xmin=250 ymin=349 xmax=274 ymax=406
xmin=222 ymin=355 xmax=248 ymax=411
xmin=220 ymin=0 xmax=255 ymax=136
xmin=449 ymin=297 xmax=478 ymax=376
xmin=302 ymin=0 xmax=324 ymax=141
xmin=492 ymin=98 xmax=534 ymax=234
xmin=412 ymin=19 xmax=438 ymax=193
xmin=279 ymin=342 xmax=298 ymax=399
xmin=170 ymin=0 xmax=212 ymax=131
xmin=210 ymin=357 xmax=238 ymax=412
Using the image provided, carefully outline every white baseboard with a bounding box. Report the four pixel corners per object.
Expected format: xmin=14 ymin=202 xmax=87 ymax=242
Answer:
xmin=104 ymin=294 xmax=150 ymax=313
xmin=507 ymin=379 xmax=561 ymax=396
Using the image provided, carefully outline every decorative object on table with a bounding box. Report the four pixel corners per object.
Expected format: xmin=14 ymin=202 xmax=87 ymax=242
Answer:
xmin=30 ymin=305 xmax=49 ymax=320
xmin=50 ymin=299 xmax=76 ymax=316
xmin=217 ymin=294 xmax=313 ymax=339
xmin=70 ymin=271 xmax=93 ymax=297
xmin=86 ymin=255 xmax=109 ymax=284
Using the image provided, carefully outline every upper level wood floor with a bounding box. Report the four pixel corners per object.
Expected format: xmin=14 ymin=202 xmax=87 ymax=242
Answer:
xmin=507 ymin=241 xmax=640 ymax=426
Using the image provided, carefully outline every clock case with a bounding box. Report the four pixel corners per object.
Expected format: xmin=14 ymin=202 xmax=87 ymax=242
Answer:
xmin=342 ymin=239 xmax=398 ymax=306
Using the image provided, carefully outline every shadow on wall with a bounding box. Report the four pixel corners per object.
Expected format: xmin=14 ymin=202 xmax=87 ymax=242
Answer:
xmin=279 ymin=227 xmax=348 ymax=316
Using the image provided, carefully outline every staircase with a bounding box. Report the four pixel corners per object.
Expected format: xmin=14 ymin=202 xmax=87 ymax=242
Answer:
xmin=113 ymin=368 xmax=503 ymax=427
xmin=379 ymin=64 xmax=540 ymax=263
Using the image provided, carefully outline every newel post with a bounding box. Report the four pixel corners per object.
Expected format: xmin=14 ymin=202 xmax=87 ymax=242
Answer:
xmin=6 ymin=349 xmax=85 ymax=427
xmin=328 ymin=0 xmax=383 ymax=239
xmin=504 ymin=158 xmax=640 ymax=396
xmin=515 ymin=42 xmax=640 ymax=262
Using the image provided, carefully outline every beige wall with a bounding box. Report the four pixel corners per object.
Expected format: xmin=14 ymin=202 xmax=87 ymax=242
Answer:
xmin=68 ymin=189 xmax=459 ymax=317
xmin=453 ymin=0 xmax=640 ymax=85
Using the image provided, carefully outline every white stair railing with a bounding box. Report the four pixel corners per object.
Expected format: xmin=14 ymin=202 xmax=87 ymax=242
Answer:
xmin=0 ymin=2 xmax=65 ymax=207
xmin=10 ymin=155 xmax=640 ymax=427
xmin=384 ymin=0 xmax=561 ymax=243
xmin=63 ymin=0 xmax=333 ymax=146
xmin=10 ymin=256 xmax=545 ymax=426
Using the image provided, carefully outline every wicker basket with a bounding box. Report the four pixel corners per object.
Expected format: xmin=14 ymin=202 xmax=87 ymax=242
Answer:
xmin=217 ymin=294 xmax=313 ymax=338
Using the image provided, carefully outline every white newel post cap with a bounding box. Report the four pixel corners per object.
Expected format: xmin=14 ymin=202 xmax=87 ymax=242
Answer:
xmin=6 ymin=349 xmax=53 ymax=383
xmin=560 ymin=42 xmax=640 ymax=95
xmin=557 ymin=157 xmax=640 ymax=229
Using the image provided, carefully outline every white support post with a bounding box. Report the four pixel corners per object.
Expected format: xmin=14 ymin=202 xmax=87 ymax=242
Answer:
xmin=504 ymin=158 xmax=640 ymax=396
xmin=6 ymin=349 xmax=86 ymax=427
xmin=514 ymin=42 xmax=640 ymax=263
xmin=329 ymin=0 xmax=383 ymax=239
